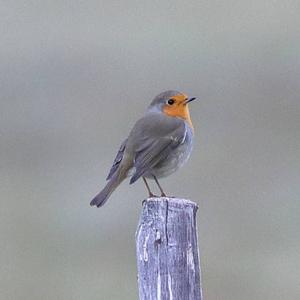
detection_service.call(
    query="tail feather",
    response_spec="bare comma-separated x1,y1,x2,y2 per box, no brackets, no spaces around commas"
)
90,168,126,207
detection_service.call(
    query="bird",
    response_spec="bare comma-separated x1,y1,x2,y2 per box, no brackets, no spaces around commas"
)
90,90,197,207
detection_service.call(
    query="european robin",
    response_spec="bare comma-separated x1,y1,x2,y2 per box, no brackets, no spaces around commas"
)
90,90,197,207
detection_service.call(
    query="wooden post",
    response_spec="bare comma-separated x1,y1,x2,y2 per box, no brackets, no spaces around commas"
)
136,197,203,300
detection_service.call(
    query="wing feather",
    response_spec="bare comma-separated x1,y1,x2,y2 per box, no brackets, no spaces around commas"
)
129,122,186,184
106,138,127,180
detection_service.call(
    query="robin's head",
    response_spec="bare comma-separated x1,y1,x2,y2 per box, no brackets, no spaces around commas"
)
147,90,196,129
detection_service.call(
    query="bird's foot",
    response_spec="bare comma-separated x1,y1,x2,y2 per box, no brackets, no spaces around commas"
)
149,193,159,198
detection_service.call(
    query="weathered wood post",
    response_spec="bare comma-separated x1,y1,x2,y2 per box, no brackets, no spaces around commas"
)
136,197,202,300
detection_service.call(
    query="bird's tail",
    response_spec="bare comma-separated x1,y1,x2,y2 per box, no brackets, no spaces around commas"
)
90,167,127,207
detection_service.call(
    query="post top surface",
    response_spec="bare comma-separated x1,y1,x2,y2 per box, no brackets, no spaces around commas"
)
143,197,198,209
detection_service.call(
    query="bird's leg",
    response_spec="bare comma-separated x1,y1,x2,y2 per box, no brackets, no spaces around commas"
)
142,177,156,198
153,175,166,197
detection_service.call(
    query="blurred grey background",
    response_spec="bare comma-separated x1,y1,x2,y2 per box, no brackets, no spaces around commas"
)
1,1,300,299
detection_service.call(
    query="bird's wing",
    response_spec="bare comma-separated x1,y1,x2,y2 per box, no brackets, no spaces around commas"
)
106,138,128,180
129,118,187,184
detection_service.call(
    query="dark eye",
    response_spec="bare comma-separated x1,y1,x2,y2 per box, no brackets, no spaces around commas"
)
168,99,175,105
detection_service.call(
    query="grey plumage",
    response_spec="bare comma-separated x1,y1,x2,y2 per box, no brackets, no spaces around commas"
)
127,113,190,183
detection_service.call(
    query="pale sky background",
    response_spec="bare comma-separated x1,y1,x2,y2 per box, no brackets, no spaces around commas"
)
1,1,300,299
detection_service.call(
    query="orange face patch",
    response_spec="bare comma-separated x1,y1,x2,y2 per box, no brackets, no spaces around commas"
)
163,94,194,130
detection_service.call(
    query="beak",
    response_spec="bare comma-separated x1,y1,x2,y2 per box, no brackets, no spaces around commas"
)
184,97,197,105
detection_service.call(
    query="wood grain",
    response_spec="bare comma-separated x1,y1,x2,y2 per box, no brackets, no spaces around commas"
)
136,197,202,300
